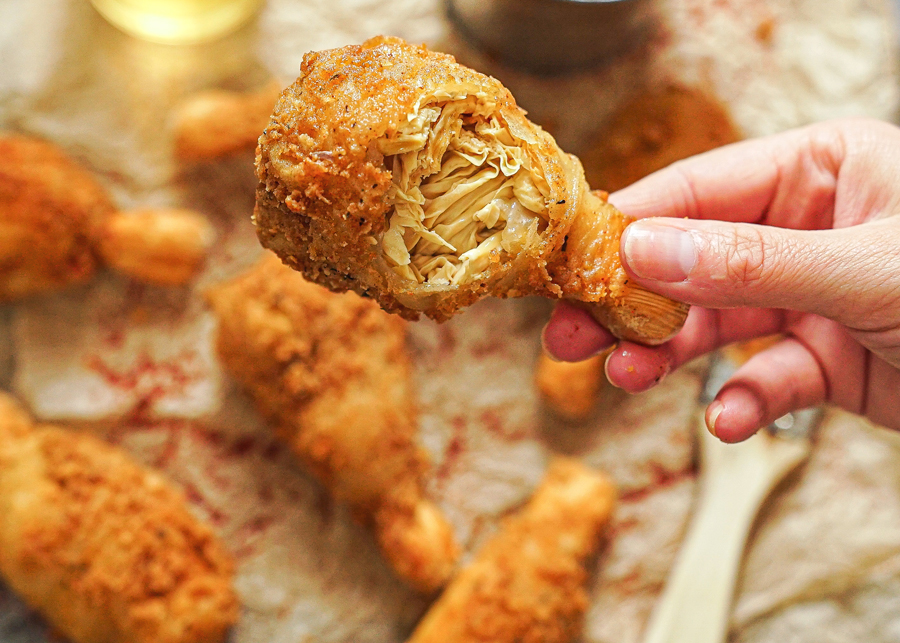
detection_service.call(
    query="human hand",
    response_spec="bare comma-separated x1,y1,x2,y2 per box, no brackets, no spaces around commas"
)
543,118,900,442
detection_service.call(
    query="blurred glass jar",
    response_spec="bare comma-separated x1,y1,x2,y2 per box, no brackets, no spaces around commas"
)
90,0,264,44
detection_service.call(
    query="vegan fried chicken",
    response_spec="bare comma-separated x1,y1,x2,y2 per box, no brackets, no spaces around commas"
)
0,393,239,643
254,37,688,344
407,457,615,643
0,134,114,300
0,134,212,300
207,254,459,593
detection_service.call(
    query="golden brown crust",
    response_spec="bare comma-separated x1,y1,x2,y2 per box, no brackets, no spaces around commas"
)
255,36,577,321
0,394,238,643
207,254,459,592
0,134,114,301
550,191,631,303
408,458,615,643
254,38,689,344
550,191,690,344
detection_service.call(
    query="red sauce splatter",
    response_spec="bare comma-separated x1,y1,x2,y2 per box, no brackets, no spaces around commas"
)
470,337,507,359
437,324,457,357
84,349,205,420
479,408,531,442
613,570,645,595
182,482,227,526
314,486,337,524
619,464,696,503
228,436,257,457
153,431,179,469
232,514,276,559
435,416,468,485
263,440,285,461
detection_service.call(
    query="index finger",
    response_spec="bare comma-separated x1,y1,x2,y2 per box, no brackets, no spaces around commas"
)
608,120,846,231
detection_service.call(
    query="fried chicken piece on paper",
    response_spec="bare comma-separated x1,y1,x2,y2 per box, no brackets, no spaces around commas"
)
254,36,688,345
207,254,459,593
174,82,283,161
0,134,212,300
407,457,615,643
0,134,113,300
0,393,239,643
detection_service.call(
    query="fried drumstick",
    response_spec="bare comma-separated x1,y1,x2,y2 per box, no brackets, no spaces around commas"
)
174,82,283,161
407,457,615,643
254,36,688,344
0,134,212,300
207,254,459,593
0,393,238,643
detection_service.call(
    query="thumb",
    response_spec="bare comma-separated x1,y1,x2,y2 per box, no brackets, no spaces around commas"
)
620,217,900,330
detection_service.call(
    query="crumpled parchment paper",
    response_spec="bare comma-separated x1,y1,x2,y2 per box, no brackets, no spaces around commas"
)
1,0,899,641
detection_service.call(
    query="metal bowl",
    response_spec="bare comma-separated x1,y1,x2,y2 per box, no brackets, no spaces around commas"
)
444,0,656,75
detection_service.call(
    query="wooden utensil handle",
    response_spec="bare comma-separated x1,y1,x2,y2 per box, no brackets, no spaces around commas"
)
641,414,808,643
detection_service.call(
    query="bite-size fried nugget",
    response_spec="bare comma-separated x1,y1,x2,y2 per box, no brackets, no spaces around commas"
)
0,393,239,643
174,82,283,161
535,351,608,422
0,134,213,300
407,457,615,643
254,36,688,345
96,208,214,286
207,254,459,593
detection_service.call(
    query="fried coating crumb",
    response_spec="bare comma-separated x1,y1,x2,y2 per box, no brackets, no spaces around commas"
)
174,83,283,161
0,134,114,301
0,393,238,643
207,254,459,592
535,351,608,422
254,37,689,345
580,84,742,192
408,457,615,643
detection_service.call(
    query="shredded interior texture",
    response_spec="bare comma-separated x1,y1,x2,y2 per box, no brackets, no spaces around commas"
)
377,93,551,285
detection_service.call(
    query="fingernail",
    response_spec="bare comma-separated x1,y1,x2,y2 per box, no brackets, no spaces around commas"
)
706,400,724,438
540,326,560,361
588,344,615,360
603,352,622,389
623,221,697,282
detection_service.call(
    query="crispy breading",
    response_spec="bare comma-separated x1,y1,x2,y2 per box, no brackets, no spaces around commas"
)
255,36,577,321
0,393,238,643
207,253,459,593
407,457,616,643
254,37,688,344
0,134,114,301
0,134,215,298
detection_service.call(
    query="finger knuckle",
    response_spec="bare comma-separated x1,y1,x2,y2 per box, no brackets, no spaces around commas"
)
670,162,703,220
722,226,773,295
